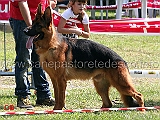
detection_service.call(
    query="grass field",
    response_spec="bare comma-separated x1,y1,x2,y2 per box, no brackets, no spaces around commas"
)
0,30,160,119
0,9,160,119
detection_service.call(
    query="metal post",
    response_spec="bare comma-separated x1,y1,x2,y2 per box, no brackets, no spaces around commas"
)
100,0,103,20
141,0,147,18
3,23,7,70
106,0,109,19
116,0,123,19
90,0,95,19
129,0,132,18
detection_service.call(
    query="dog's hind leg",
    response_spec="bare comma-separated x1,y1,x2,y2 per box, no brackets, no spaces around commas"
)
119,74,144,107
110,66,144,107
120,89,144,107
93,74,112,108
121,95,141,107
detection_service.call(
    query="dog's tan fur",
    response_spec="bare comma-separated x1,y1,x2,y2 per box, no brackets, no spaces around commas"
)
25,4,144,110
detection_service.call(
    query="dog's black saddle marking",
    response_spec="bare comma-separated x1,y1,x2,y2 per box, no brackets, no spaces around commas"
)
65,38,127,69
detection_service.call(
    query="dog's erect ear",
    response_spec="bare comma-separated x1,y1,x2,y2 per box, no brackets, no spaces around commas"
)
43,6,52,26
36,3,44,18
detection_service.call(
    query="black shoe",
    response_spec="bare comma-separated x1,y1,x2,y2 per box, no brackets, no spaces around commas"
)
36,97,55,106
17,96,33,109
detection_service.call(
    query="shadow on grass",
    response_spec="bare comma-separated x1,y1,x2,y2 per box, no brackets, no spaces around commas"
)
102,99,160,108
145,100,160,107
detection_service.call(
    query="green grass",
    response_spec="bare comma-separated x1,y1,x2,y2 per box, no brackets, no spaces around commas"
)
0,31,160,119
0,9,160,119
0,81,160,120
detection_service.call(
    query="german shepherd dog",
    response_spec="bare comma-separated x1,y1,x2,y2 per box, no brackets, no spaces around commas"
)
24,4,144,110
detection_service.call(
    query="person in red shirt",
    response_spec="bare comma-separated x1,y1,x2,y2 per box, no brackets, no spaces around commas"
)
9,0,57,109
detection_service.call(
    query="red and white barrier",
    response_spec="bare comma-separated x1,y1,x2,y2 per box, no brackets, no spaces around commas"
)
147,0,160,9
52,10,160,35
86,0,160,10
57,1,160,10
89,18,160,35
86,2,141,10
0,106,159,115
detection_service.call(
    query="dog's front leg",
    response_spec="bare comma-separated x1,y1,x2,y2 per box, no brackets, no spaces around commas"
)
53,77,67,110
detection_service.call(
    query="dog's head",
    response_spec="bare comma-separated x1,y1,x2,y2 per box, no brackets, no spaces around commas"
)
24,4,52,45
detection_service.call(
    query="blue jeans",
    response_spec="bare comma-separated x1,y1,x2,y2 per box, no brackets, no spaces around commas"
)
9,18,52,100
